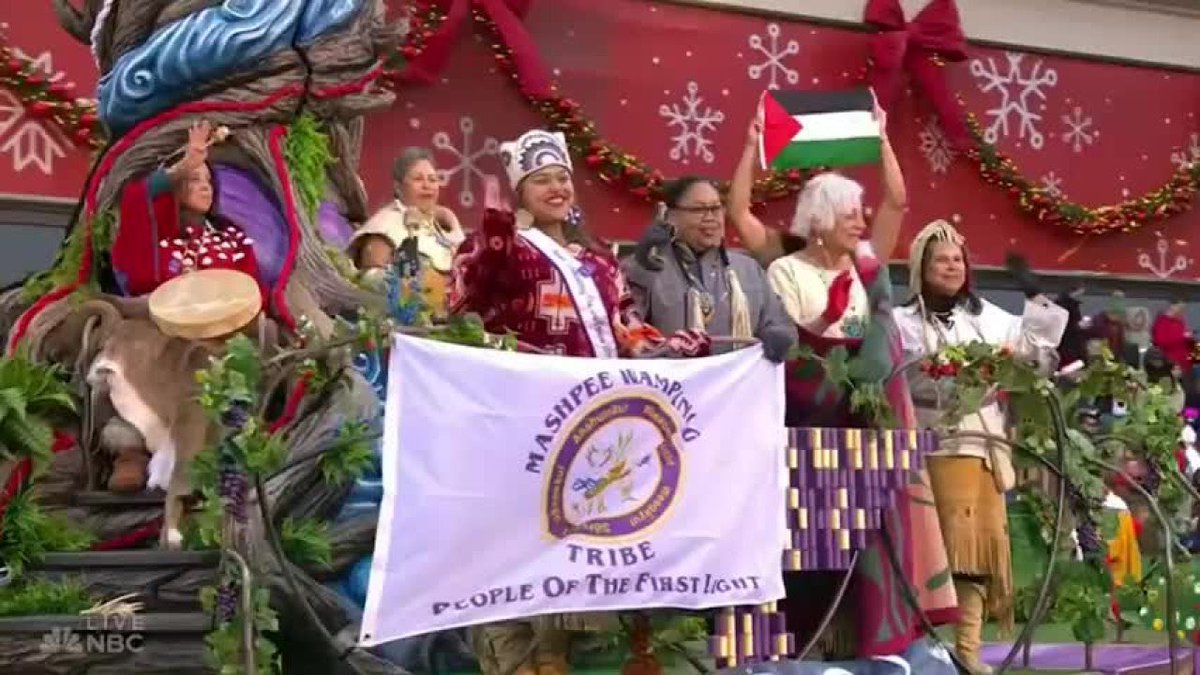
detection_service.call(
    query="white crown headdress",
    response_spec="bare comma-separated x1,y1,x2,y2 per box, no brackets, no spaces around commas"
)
500,129,573,190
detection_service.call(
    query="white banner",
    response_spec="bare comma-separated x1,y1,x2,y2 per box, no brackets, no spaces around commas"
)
360,335,788,645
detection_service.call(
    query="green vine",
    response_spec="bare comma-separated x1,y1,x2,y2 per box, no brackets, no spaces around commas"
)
188,306,397,671
200,580,279,674
22,210,116,301
807,340,1189,646
183,300,531,670
282,113,334,222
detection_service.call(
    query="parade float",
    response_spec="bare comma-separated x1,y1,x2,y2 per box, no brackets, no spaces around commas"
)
0,0,1194,674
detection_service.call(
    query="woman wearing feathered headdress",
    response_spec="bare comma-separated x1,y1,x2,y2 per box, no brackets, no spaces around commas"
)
892,219,1069,673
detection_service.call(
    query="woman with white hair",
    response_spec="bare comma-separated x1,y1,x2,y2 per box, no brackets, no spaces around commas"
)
724,110,960,665
728,105,906,425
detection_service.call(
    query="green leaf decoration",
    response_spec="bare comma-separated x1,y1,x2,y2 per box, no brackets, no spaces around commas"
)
282,113,334,222
1139,569,1200,640
1008,492,1051,590
0,491,95,577
320,420,376,486
280,518,332,569
0,578,93,617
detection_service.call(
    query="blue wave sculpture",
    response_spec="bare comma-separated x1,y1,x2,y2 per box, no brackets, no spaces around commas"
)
98,0,366,133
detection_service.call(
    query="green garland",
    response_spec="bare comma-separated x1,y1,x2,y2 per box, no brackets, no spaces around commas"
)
188,307,395,671
282,113,334,223
811,343,1186,645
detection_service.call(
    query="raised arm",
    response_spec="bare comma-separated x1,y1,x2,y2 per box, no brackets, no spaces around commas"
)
1002,298,1070,374
447,177,516,316
869,101,907,261
729,114,784,264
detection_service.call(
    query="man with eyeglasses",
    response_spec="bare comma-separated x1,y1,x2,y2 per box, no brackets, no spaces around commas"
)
622,176,794,362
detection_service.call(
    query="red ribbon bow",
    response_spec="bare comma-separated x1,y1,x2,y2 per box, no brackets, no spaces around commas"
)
865,0,969,149
401,0,552,99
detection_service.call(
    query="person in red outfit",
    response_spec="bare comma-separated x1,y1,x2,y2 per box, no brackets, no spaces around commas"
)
453,129,707,675
1151,298,1193,375
450,129,706,360
113,120,263,300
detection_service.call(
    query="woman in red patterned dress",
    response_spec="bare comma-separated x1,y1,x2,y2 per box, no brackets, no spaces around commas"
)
450,129,704,360
450,129,706,675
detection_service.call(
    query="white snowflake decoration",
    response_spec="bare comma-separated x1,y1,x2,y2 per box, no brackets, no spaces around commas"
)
917,119,955,174
659,81,725,165
1060,107,1096,153
1137,237,1192,279
969,52,1058,150
746,23,799,90
0,47,68,175
9,46,67,84
1040,171,1064,198
431,116,499,209
1171,132,1200,170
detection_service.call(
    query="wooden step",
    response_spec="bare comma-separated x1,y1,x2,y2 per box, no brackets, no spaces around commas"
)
28,550,221,614
73,490,168,508
37,550,219,569
0,611,212,633
0,611,214,674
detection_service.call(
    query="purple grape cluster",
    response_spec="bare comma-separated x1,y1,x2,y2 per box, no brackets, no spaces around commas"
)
1066,482,1104,557
220,401,252,430
218,468,249,523
215,583,239,622
1076,519,1104,557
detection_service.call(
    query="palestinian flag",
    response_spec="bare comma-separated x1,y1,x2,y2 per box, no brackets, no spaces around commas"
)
759,88,881,170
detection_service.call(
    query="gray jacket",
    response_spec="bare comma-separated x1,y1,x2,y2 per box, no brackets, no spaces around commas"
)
622,242,795,356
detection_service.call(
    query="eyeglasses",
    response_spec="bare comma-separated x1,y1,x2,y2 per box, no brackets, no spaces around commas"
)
671,204,724,216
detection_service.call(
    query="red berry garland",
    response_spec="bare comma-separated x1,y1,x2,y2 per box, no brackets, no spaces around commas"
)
0,37,103,149
386,3,1200,231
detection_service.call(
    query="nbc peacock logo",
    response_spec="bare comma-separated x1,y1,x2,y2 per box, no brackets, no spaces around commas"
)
40,627,83,654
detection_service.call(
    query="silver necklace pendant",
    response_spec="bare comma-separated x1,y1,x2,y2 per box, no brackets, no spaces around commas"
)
699,292,715,322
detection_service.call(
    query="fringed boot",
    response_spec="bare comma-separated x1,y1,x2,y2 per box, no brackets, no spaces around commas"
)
953,578,993,675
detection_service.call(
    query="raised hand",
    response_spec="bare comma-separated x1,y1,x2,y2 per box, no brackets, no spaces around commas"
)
821,270,855,324
176,120,211,174
746,102,764,149
482,175,511,213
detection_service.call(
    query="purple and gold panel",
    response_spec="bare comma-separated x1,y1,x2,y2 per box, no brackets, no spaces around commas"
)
709,427,938,666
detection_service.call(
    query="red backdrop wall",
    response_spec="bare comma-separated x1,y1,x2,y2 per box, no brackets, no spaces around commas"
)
3,0,1198,279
